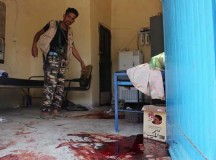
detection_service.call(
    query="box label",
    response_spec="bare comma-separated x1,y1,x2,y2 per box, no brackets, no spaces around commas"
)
143,110,166,142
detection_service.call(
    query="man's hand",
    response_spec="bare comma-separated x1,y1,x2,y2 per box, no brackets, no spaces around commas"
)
81,62,87,73
81,64,92,79
31,28,45,57
32,44,38,57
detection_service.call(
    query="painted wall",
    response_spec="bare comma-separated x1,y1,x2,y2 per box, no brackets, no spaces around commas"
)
111,0,162,73
65,0,112,107
63,1,92,107
0,0,92,108
90,0,111,107
0,0,162,108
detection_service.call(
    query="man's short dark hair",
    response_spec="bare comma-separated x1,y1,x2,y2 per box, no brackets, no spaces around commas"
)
65,8,79,17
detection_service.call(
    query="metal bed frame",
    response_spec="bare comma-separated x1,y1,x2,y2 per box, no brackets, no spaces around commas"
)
0,66,92,107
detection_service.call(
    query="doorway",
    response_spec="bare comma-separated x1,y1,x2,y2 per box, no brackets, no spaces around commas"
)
0,1,6,63
99,25,111,105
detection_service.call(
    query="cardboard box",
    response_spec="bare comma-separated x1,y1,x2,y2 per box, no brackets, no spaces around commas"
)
143,105,166,142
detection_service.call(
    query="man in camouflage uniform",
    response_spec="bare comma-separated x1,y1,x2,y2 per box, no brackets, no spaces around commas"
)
42,55,66,113
31,8,86,118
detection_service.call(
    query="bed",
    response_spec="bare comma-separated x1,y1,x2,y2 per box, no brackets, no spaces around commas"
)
0,76,44,106
0,76,44,88
0,65,92,107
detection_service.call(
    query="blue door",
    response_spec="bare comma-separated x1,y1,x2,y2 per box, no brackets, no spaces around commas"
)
162,0,216,159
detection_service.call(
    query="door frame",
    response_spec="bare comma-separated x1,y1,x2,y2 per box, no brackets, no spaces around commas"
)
98,24,112,105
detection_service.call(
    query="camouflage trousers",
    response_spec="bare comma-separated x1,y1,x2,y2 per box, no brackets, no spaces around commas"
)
41,54,66,112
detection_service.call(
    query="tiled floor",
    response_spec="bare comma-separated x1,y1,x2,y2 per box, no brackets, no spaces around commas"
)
0,105,170,160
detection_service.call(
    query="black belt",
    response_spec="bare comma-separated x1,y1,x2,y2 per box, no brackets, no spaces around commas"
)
50,47,65,54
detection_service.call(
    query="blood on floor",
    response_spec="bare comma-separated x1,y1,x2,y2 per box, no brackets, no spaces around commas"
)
72,111,125,119
57,133,170,160
0,150,56,160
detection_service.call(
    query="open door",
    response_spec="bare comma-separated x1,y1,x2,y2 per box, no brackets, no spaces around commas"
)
99,25,111,105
